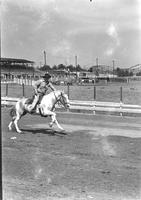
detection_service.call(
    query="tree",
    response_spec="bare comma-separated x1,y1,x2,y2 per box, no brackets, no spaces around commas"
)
136,71,141,76
40,65,51,71
76,64,85,71
66,65,75,72
115,68,133,77
58,64,66,70
88,67,93,72
52,65,58,70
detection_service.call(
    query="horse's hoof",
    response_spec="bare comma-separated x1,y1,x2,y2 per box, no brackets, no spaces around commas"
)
60,128,65,132
8,127,12,131
17,130,22,134
8,124,12,131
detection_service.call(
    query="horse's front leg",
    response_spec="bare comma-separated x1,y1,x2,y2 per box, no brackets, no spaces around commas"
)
44,110,64,130
51,113,64,130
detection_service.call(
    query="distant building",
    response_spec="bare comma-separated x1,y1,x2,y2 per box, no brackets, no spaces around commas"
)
90,65,113,75
1,57,35,79
77,71,96,79
78,67,116,79
128,64,141,75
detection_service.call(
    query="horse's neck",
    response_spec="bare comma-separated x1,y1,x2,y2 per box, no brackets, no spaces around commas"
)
42,91,60,105
52,90,61,100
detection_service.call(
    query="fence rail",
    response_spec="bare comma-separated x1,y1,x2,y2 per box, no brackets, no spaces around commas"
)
1,82,127,103
1,97,141,116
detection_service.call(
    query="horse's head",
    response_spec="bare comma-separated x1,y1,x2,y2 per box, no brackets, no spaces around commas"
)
59,91,70,109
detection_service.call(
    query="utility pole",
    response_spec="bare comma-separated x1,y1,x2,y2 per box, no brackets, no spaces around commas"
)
96,57,98,66
0,13,2,200
75,55,77,68
96,57,99,76
112,60,115,77
43,50,47,65
75,55,77,81
39,62,42,68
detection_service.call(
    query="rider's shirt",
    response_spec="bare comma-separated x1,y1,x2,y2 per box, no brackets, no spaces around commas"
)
33,79,50,95
33,78,55,95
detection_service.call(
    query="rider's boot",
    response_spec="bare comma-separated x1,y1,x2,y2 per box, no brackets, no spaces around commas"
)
25,94,39,113
25,104,35,113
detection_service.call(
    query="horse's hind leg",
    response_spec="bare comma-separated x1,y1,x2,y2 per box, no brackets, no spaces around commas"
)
8,120,14,131
8,107,16,131
8,114,21,133
9,100,26,133
8,121,13,131
14,113,22,133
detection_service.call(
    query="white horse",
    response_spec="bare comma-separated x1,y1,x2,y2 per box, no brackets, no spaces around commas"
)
8,90,70,133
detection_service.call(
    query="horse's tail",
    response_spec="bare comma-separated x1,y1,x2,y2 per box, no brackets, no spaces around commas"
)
9,106,17,120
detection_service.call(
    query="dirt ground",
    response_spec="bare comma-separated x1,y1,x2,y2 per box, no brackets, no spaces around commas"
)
2,107,141,200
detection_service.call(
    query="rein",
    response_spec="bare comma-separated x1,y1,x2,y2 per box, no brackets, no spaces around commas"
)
53,91,67,108
53,91,59,102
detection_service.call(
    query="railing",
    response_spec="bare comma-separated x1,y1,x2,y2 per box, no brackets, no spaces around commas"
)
2,82,125,102
1,78,141,116
1,77,36,86
1,97,141,116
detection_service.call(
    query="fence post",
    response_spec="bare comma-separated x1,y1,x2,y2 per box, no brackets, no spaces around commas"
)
6,83,8,97
120,86,123,102
94,86,96,101
93,86,96,115
120,86,123,116
67,83,70,99
22,83,25,97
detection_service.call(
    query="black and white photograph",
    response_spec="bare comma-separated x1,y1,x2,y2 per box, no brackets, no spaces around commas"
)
1,0,141,199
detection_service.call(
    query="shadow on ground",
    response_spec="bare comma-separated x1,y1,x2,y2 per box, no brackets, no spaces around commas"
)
20,128,68,136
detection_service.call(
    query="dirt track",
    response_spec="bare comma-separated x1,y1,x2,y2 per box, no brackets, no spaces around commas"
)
2,108,141,200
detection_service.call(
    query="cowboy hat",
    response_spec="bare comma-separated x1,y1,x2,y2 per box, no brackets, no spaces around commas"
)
42,73,51,79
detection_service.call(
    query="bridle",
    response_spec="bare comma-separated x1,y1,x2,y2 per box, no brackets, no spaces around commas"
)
53,91,69,108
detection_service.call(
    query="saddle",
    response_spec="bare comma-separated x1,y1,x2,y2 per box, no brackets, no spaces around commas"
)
25,95,44,115
25,95,43,106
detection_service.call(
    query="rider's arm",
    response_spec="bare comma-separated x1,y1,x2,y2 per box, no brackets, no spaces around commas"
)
48,82,56,91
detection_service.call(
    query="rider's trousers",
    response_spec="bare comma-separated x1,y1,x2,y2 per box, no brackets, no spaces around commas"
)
27,94,40,112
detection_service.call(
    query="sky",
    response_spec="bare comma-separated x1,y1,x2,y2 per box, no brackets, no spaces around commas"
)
1,0,141,69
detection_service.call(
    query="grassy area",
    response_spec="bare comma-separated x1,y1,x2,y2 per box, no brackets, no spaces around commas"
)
1,81,141,105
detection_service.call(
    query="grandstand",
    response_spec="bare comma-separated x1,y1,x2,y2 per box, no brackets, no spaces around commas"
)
1,57,35,79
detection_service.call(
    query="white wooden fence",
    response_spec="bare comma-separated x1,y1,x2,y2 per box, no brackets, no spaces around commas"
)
1,78,36,86
1,97,141,116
